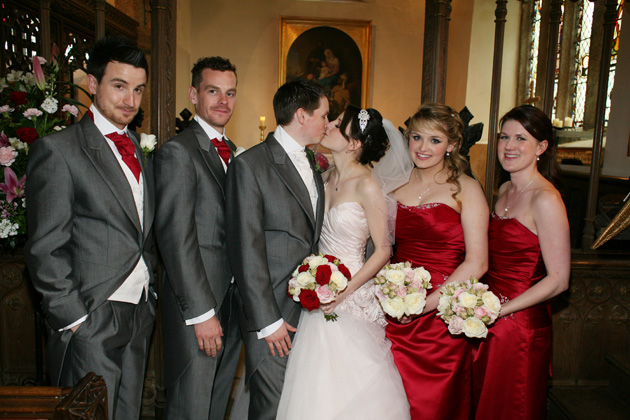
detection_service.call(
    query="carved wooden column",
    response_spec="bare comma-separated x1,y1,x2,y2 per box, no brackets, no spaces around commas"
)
94,0,106,40
147,1,176,416
150,0,176,146
542,0,564,115
581,0,619,249
38,0,51,60
421,0,452,104
555,0,579,123
484,0,508,206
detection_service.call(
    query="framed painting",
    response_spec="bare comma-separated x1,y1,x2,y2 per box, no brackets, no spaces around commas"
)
279,16,372,119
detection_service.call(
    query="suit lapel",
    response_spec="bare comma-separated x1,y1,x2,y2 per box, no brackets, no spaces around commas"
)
265,133,315,227
79,117,142,233
129,130,154,239
311,158,325,241
190,120,227,193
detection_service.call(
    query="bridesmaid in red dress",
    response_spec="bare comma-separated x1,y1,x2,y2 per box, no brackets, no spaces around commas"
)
387,104,489,420
472,105,570,420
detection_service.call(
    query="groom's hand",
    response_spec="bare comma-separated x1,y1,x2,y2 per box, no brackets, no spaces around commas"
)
194,316,224,357
265,321,297,357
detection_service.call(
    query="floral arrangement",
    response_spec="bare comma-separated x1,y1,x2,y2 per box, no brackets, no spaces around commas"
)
287,253,352,321
305,147,330,172
140,133,157,159
0,46,85,248
436,277,501,338
373,261,432,319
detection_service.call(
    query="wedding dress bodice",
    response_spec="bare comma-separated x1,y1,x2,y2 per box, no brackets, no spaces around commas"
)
319,201,385,327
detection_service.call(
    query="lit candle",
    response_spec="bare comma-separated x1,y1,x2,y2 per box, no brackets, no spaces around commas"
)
564,117,573,128
260,116,266,126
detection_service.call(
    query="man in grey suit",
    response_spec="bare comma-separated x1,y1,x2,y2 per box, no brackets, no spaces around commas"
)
25,36,156,419
155,56,241,420
225,79,329,420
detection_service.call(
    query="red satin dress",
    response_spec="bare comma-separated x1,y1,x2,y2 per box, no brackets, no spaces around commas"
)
472,212,550,420
386,203,471,420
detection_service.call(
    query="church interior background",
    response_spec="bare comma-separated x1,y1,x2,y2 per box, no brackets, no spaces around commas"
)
1,0,629,418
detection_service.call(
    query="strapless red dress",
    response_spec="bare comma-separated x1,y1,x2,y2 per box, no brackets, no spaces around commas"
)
472,212,550,420
386,203,471,420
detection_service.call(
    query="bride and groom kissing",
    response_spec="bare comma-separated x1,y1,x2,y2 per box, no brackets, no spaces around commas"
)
225,78,410,420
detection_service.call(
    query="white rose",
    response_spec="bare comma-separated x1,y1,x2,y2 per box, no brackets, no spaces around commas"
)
140,133,157,153
308,255,325,268
458,292,478,308
436,294,451,315
413,267,431,284
329,270,348,291
381,297,405,319
404,292,426,316
385,269,406,286
482,291,501,316
296,272,315,288
234,146,246,157
461,317,488,338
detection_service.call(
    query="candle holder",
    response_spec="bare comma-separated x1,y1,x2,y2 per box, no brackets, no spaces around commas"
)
259,124,266,142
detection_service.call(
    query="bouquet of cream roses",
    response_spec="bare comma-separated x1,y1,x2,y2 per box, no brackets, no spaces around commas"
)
287,253,352,321
373,261,432,319
436,277,501,338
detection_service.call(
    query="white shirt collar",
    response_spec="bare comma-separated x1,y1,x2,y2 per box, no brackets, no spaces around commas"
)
274,125,304,155
194,115,227,142
90,104,128,136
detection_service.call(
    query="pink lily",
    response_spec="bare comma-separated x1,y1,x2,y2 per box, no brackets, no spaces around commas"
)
0,132,8,147
0,167,26,202
32,56,46,91
51,43,60,66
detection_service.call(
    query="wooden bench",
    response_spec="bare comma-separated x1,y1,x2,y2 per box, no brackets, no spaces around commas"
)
0,373,107,419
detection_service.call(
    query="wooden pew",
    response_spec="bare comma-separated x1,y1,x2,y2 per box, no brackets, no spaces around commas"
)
0,373,107,419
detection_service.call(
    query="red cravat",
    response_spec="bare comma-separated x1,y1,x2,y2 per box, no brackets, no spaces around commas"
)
106,132,142,181
211,137,231,166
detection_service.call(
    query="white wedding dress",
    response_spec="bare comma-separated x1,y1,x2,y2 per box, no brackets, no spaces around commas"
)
276,202,410,420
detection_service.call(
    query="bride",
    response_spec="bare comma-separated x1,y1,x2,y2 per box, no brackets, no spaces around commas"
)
276,106,412,419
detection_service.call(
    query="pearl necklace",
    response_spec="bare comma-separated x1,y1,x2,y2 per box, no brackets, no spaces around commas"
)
503,176,537,215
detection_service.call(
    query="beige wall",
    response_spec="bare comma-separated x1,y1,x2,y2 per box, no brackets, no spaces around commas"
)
177,0,428,148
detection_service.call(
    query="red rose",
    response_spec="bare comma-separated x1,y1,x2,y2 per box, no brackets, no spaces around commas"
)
323,254,336,263
16,127,39,144
298,264,309,273
299,289,320,311
315,264,332,285
338,264,352,280
9,91,28,105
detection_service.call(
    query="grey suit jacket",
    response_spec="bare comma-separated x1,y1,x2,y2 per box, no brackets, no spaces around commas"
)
154,119,235,386
225,132,325,380
25,115,157,382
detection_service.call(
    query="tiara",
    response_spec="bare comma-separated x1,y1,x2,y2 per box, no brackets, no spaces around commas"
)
358,109,370,132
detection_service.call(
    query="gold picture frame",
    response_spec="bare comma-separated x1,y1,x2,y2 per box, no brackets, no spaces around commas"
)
279,16,372,118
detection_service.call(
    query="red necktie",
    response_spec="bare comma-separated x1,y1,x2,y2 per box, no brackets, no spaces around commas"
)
211,137,231,166
106,132,142,181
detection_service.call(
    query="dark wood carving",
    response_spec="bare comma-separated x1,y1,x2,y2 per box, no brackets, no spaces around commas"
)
0,372,107,419
542,0,564,115
551,254,630,386
421,0,452,104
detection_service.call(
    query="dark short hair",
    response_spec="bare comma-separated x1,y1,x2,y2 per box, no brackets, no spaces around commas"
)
191,56,237,90
273,79,329,126
86,35,148,82
500,105,561,187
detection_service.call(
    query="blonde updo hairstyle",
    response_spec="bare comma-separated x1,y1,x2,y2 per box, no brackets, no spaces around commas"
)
404,103,468,205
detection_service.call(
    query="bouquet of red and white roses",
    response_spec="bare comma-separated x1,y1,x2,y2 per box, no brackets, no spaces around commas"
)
287,253,352,321
373,261,432,319
436,277,501,338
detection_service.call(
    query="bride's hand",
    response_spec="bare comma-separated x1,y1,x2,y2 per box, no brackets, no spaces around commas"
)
320,301,339,315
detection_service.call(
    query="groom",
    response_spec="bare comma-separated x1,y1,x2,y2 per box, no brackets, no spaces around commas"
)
225,79,328,419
